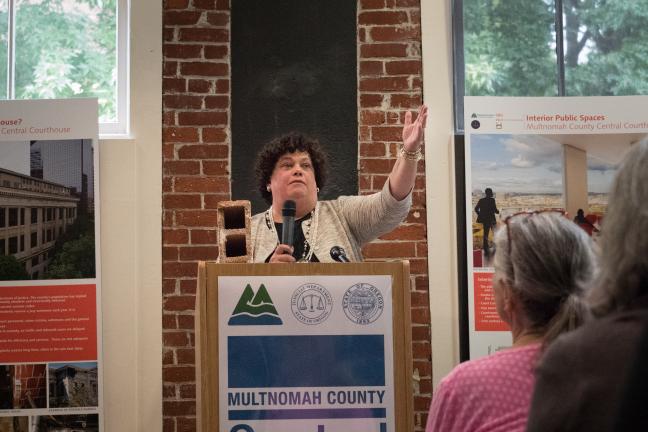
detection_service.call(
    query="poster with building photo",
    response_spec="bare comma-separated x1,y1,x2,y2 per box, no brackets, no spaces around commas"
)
464,96,648,359
0,99,102,431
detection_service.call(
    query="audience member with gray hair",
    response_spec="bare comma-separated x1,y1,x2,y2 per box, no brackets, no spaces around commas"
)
527,137,648,432
426,211,595,432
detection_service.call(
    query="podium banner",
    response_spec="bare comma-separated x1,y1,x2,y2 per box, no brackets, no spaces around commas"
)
218,275,394,432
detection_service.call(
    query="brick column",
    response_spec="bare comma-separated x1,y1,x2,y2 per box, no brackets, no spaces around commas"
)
162,1,432,431
358,0,431,429
163,1,230,431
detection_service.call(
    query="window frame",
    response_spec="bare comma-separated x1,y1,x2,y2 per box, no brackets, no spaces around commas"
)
453,0,568,132
5,0,130,137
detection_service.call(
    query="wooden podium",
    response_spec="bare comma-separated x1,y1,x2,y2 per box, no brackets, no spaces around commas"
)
196,262,413,432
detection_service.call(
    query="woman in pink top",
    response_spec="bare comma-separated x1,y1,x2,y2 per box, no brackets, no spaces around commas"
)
426,212,596,432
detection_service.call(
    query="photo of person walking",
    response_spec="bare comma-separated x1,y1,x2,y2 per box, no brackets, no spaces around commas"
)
474,187,499,256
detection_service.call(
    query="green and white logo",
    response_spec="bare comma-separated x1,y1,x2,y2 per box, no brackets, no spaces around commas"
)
228,284,282,325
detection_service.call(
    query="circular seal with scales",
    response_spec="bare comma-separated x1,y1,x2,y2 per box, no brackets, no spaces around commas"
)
342,283,384,324
291,283,333,325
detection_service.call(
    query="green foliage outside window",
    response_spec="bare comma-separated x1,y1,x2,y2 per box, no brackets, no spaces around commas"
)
464,0,556,96
463,0,648,97
0,0,117,121
563,0,648,96
0,1,8,99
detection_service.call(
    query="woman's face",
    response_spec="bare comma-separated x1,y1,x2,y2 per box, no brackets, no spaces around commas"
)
268,151,318,209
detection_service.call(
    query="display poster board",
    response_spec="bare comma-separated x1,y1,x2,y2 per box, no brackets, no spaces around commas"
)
463,95,648,359
197,262,413,432
0,99,102,431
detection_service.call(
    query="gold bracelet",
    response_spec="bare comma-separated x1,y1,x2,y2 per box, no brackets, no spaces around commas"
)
399,146,422,161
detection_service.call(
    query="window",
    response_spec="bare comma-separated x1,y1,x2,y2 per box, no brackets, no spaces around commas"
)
8,236,17,254
30,232,37,247
0,238,4,255
0,0,128,135
0,207,4,227
19,234,23,251
8,208,17,226
454,0,648,131
30,207,37,224
20,208,24,225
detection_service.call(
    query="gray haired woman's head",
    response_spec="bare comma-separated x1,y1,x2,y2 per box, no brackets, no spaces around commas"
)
493,212,596,345
589,138,648,315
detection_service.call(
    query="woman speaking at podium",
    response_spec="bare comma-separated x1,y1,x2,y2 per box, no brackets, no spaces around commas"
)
251,105,427,263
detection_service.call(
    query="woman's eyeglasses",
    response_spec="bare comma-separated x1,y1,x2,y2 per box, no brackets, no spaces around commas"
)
503,209,566,282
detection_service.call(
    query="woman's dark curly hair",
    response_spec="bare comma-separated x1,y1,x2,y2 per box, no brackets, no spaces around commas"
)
256,132,328,204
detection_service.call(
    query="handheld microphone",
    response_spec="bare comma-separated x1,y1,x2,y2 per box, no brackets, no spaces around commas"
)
281,200,296,247
330,246,350,263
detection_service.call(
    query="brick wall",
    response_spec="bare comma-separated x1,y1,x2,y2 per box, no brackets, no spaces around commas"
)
162,0,432,430
13,364,46,409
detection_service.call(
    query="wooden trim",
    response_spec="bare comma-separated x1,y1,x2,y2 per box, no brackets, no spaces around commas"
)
196,261,413,432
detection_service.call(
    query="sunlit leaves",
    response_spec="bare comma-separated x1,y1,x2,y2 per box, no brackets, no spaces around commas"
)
463,0,648,97
13,0,117,120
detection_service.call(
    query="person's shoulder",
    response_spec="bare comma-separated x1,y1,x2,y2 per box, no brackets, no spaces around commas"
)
433,355,501,403
251,211,268,231
321,193,367,210
561,308,648,343
544,318,605,355
316,198,339,211
542,310,648,366
251,211,265,222
443,346,537,386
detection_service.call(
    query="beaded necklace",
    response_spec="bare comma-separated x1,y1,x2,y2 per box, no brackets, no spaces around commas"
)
265,203,319,262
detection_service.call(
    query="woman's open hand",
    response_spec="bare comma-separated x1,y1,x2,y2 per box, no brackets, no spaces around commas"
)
402,104,428,152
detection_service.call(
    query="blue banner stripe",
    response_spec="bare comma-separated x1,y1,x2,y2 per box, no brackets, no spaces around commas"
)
228,408,387,420
228,335,385,388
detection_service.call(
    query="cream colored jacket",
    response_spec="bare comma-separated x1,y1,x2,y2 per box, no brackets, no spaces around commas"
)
251,180,412,262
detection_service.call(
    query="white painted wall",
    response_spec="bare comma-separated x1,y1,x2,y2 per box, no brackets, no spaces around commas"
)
421,0,460,388
100,1,162,430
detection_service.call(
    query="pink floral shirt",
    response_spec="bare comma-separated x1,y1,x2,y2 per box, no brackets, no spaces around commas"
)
426,343,541,432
